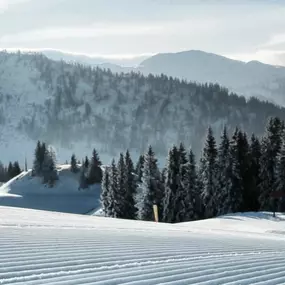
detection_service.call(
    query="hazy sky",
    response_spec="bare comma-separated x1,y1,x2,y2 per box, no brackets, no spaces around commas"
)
1,0,285,65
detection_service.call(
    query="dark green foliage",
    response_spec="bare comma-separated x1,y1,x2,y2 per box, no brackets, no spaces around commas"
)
88,149,103,184
200,127,218,218
70,154,79,173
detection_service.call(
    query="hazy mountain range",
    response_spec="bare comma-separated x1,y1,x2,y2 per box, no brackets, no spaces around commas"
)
0,50,284,167
43,49,285,107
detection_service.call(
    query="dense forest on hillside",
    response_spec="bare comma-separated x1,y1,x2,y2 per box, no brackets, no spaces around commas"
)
1,51,285,159
101,117,285,222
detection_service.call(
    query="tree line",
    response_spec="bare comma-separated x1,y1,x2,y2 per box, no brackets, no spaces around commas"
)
101,116,285,222
0,161,21,182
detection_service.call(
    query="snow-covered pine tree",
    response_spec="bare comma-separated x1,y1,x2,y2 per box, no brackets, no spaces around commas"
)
136,146,161,221
70,154,79,173
199,127,218,218
248,134,261,211
33,141,43,176
216,126,232,215
135,154,144,183
115,153,127,218
88,149,103,184
124,150,137,219
275,140,285,211
7,162,13,179
259,117,284,210
228,128,244,213
42,146,58,186
177,149,197,222
163,145,180,223
100,166,110,216
108,159,118,218
84,156,89,169
13,161,21,177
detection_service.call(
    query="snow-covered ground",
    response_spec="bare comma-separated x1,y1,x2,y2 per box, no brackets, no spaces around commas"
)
0,165,101,214
1,207,285,284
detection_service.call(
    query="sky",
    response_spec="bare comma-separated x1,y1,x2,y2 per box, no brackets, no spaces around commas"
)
1,0,285,65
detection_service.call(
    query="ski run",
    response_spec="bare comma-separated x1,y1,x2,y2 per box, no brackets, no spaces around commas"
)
1,207,285,284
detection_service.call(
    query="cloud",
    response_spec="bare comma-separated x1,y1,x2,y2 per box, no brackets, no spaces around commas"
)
0,23,167,44
0,0,31,11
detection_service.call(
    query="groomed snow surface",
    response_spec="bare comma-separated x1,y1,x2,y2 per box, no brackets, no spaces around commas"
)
1,207,285,285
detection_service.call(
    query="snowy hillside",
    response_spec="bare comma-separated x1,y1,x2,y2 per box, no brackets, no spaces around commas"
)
1,206,285,284
0,165,101,214
43,49,285,106
1,51,285,165
139,50,285,106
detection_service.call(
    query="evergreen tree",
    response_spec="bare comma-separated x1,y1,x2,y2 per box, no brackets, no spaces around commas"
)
33,141,42,175
200,127,218,218
7,162,13,179
70,154,79,173
108,159,118,218
13,161,21,177
135,154,144,183
136,146,161,221
275,140,285,211
88,149,103,184
84,156,89,169
259,117,284,210
101,167,110,216
248,134,261,211
227,128,245,213
42,146,58,186
124,150,137,219
178,149,197,222
163,145,180,223
216,126,232,215
115,153,127,218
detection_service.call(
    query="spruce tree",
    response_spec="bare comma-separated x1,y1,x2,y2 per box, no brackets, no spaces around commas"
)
7,162,13,179
259,117,284,210
163,145,180,223
115,153,127,218
275,140,285,211
84,156,89,169
33,141,42,176
228,128,244,213
101,167,110,216
124,150,137,219
70,154,79,173
13,161,21,177
42,146,58,186
178,149,197,222
136,146,161,221
216,126,232,215
108,159,118,218
200,127,218,218
135,154,144,183
88,149,102,184
248,134,261,211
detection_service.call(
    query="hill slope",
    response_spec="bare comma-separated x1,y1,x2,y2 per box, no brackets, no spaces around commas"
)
0,165,101,214
1,207,285,284
0,51,285,164
139,50,285,106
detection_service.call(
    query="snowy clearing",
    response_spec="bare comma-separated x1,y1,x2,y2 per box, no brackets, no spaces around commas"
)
0,166,101,214
1,207,285,284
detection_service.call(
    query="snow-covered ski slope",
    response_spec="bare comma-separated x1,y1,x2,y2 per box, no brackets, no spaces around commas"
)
1,207,285,285
0,165,101,214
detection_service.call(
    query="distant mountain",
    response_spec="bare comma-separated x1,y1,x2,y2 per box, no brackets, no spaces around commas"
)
0,51,284,165
138,50,285,106
42,49,148,67
45,50,285,106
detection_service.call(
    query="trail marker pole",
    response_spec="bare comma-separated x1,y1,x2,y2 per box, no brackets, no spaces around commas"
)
153,204,159,222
